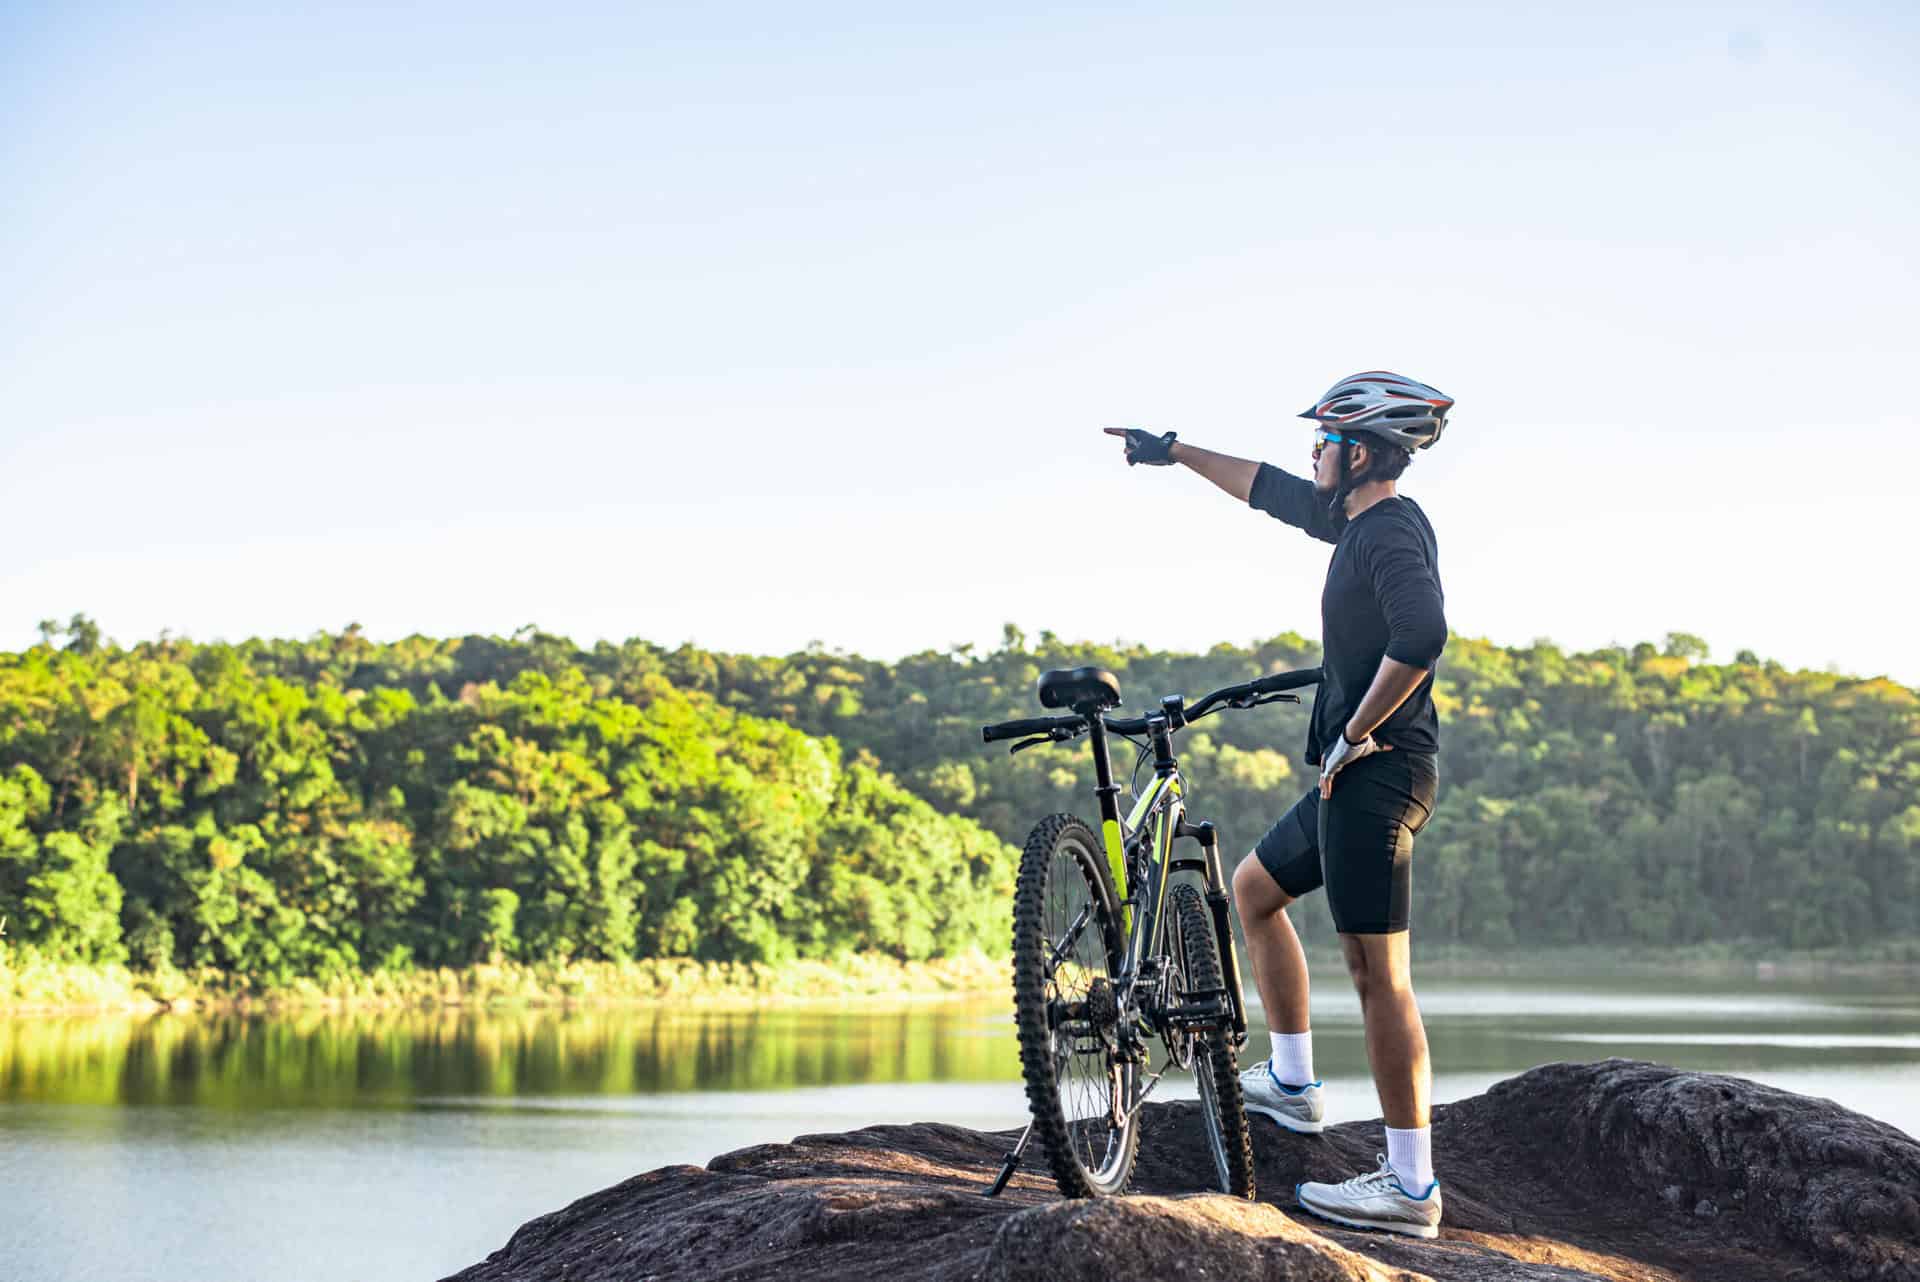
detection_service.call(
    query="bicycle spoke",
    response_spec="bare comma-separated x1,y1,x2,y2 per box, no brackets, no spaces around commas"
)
1044,904,1093,978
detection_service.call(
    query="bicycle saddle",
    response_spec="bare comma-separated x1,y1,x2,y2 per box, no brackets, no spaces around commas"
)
1037,667,1122,712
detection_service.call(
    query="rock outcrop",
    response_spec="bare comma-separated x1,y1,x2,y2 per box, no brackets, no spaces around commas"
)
445,1060,1920,1282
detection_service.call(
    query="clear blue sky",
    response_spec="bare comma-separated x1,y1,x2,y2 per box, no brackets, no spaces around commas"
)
4,1,1916,681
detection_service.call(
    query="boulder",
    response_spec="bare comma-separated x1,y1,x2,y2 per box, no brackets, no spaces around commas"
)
444,1059,1920,1282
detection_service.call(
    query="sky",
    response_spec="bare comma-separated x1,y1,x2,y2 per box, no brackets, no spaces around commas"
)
3,1,1917,683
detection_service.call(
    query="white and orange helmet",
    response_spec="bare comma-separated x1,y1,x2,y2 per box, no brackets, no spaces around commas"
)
1298,371,1453,451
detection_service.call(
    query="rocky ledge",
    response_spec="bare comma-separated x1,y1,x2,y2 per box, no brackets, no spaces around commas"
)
446,1059,1919,1282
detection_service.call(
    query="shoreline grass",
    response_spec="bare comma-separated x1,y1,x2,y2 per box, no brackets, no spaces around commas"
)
0,950,1015,1016
5,939,1916,1016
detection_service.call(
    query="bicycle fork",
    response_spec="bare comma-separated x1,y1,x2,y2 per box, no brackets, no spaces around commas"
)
1175,817,1249,1049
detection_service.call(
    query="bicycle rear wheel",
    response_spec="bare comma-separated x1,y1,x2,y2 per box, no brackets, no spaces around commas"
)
1169,881,1256,1198
1011,813,1137,1198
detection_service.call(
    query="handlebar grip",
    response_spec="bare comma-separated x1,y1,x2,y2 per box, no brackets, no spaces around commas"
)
982,715,1079,743
1250,667,1323,694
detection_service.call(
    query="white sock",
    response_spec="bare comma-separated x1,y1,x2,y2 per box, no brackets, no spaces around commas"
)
1385,1125,1434,1195
1267,1031,1314,1087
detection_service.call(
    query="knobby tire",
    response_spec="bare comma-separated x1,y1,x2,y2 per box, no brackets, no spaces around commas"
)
1170,881,1257,1199
1011,813,1137,1198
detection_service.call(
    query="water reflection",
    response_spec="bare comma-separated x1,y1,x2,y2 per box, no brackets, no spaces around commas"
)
0,1003,1022,1109
6,976,1919,1113
6,975,1918,1116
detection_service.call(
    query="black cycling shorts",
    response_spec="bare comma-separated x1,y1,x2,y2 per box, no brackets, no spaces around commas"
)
1252,750,1438,935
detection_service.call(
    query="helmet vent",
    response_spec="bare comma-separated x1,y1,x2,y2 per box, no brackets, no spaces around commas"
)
1305,370,1449,448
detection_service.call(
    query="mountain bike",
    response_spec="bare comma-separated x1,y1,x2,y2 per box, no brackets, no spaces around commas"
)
978,663,1323,1200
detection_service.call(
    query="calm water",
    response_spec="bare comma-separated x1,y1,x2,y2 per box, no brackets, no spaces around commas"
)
4,972,1917,1282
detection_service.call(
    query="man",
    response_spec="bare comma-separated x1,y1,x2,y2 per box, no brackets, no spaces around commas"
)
1103,370,1450,1239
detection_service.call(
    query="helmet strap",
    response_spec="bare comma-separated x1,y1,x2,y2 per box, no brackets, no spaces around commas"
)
1327,436,1359,526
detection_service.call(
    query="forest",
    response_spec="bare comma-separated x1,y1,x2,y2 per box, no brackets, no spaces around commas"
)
2,614,1916,985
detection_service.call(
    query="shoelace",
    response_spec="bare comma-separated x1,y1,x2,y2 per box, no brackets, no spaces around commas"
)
1334,1155,1402,1197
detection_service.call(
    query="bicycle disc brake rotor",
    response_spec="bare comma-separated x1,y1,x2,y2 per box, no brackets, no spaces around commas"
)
1163,974,1197,1069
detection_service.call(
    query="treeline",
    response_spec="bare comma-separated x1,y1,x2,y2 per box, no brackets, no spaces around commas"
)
0,619,1013,981
571,622,1920,953
3,617,1917,984
660,621,1920,951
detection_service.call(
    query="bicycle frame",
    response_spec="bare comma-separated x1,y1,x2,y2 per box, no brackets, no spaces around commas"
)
1084,713,1248,1048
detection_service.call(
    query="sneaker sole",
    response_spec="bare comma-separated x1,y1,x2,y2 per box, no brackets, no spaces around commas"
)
1293,1193,1440,1239
1245,1102,1327,1134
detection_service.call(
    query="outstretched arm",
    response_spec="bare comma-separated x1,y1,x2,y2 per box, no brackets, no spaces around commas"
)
1100,428,1260,503
1170,441,1260,503
1247,460,1342,543
1103,428,1338,542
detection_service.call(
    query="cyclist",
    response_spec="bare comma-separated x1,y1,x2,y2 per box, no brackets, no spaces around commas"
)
1104,370,1450,1239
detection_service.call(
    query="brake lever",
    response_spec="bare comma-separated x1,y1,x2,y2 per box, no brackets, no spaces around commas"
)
1010,726,1086,754
1227,692,1301,710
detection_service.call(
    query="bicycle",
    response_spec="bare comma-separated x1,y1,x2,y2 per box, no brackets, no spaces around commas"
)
978,662,1323,1200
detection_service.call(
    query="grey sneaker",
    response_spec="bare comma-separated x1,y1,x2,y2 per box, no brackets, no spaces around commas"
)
1295,1153,1442,1239
1239,1061,1326,1133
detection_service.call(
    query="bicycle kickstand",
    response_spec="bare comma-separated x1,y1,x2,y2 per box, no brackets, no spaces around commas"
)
982,1121,1034,1197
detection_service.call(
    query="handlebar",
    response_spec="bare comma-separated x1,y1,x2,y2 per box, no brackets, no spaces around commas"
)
1251,667,1325,694
981,714,1082,744
1193,665,1325,717
980,667,1322,751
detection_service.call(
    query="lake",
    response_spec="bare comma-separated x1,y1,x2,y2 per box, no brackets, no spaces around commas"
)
3,970,1916,1282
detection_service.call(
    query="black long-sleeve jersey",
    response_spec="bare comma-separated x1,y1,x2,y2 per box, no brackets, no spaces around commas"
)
1248,462,1447,766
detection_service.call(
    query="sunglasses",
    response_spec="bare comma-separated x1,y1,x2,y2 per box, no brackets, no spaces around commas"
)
1311,428,1351,459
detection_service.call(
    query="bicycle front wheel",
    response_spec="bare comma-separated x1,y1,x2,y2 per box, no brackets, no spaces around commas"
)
1170,881,1256,1198
1011,813,1137,1198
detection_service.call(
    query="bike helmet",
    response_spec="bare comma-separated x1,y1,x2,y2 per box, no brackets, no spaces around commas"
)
1298,371,1453,451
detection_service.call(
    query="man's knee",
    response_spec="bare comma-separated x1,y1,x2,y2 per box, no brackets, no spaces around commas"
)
1340,944,1370,993
1233,853,1291,919
1341,933,1411,1001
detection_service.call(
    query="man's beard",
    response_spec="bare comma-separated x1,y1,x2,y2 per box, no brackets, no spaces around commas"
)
1316,450,1369,496
1313,462,1351,496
